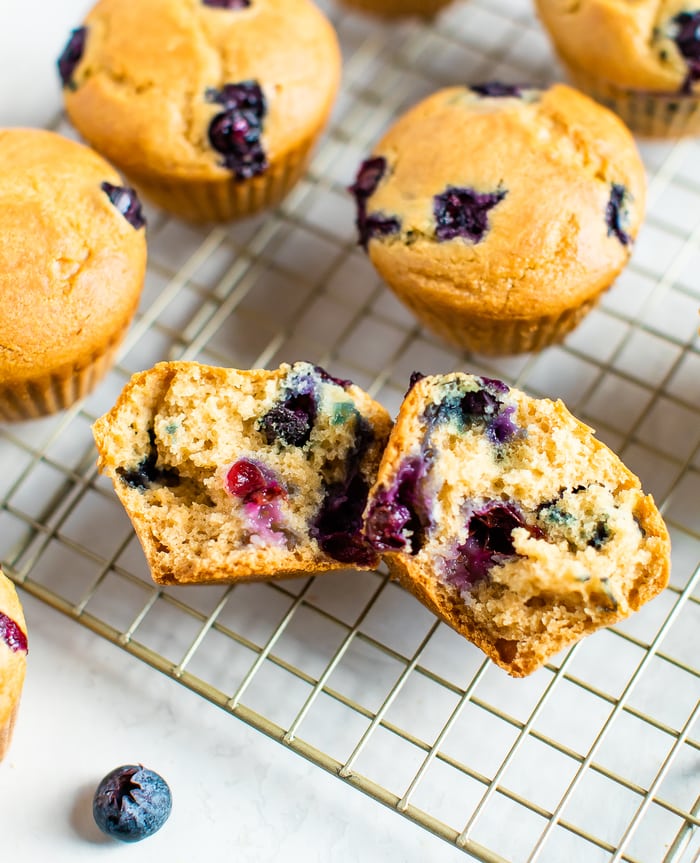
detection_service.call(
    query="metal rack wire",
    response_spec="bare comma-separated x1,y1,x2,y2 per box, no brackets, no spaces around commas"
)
1,0,699,860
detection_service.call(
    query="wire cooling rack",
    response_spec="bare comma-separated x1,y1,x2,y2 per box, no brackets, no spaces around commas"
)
1,1,699,860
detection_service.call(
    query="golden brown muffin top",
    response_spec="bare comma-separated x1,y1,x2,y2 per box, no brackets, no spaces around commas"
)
352,83,647,318
0,128,146,385
535,0,700,92
61,0,341,181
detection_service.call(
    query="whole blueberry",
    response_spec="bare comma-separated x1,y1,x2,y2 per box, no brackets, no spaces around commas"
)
433,185,507,243
93,764,172,843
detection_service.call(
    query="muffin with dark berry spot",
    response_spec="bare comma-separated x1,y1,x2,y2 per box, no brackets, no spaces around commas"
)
0,568,28,760
363,372,670,676
339,0,453,19
0,128,146,421
92,361,392,584
535,1,700,137
349,82,646,356
58,0,341,223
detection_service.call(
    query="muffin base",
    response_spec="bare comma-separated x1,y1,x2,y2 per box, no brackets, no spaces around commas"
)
340,0,452,18
123,138,316,224
0,324,130,422
382,277,603,356
557,55,700,139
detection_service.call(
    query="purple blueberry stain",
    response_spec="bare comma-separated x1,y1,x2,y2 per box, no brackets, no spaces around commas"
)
311,416,379,567
349,156,401,249
444,500,540,590
426,377,521,446
605,183,632,246
101,182,146,230
57,26,87,88
671,11,700,92
0,611,28,654
364,455,433,554
433,185,507,243
92,765,172,843
470,82,524,98
206,81,267,179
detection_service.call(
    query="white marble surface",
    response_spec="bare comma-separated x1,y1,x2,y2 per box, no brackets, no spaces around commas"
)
6,592,463,862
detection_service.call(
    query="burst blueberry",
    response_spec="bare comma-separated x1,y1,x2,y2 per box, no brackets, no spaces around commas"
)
365,456,432,554
671,11,700,92
312,417,378,566
117,431,179,490
0,612,27,653
444,500,540,589
93,764,172,843
470,82,524,98
349,157,401,249
206,81,267,179
101,182,146,230
433,186,507,243
57,26,87,88
605,183,631,246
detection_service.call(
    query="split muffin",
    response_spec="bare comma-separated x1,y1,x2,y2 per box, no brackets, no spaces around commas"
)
363,372,670,676
93,361,392,584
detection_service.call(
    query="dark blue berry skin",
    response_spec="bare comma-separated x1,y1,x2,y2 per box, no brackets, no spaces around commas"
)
206,81,267,179
117,431,179,490
57,26,87,88
313,365,352,389
349,157,401,249
433,186,507,243
101,182,146,230
364,456,432,554
470,82,524,98
671,11,700,93
425,377,520,445
259,387,317,447
93,765,172,843
605,183,631,246
311,416,379,567
445,501,541,590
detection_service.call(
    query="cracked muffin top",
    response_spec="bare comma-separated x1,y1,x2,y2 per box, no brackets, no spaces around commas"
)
535,0,700,94
350,82,646,321
58,0,341,183
0,128,146,388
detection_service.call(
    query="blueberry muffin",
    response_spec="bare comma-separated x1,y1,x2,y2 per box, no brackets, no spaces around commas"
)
339,0,453,18
535,1,700,137
363,373,670,677
0,128,146,421
92,362,392,584
0,569,28,760
349,83,646,355
58,0,341,222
